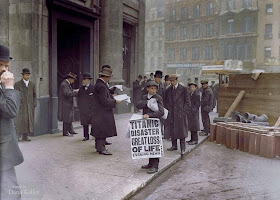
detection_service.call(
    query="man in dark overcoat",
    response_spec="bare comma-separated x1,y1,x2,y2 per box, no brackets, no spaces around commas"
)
0,44,24,199
154,70,164,98
14,68,37,141
187,82,200,145
133,75,143,112
58,72,79,137
164,74,191,154
136,81,164,174
200,80,214,136
163,75,171,140
77,73,94,141
210,80,217,109
91,67,121,155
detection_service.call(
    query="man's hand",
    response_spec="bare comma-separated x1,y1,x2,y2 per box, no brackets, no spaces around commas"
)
116,100,121,104
112,94,117,97
143,114,149,119
1,70,14,87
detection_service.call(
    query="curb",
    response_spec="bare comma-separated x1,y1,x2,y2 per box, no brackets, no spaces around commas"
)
122,135,210,200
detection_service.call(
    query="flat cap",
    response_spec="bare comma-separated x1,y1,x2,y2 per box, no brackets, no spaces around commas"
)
201,79,209,84
188,82,197,87
168,74,178,81
146,81,158,87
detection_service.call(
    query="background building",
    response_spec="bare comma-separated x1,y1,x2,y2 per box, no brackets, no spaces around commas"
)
145,0,166,75
0,0,145,135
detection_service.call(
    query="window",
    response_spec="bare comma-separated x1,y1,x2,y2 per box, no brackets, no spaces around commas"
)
227,19,235,34
192,24,200,38
169,49,175,60
151,28,155,36
205,45,213,60
150,57,155,68
265,47,271,60
265,24,272,38
243,17,253,33
226,44,234,59
206,23,214,37
181,26,188,40
192,47,200,60
170,8,176,21
158,41,162,51
227,0,236,10
193,5,200,18
243,0,252,8
206,2,214,15
181,7,188,20
180,47,187,60
236,44,251,60
169,28,176,40
266,4,273,14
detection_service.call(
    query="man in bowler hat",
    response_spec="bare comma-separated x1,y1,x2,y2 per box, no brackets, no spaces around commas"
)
91,66,121,155
58,72,79,136
14,68,37,141
0,44,24,199
154,70,164,98
77,73,94,141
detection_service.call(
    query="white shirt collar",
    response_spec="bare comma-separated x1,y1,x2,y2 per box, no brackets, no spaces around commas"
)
173,83,179,89
23,79,29,87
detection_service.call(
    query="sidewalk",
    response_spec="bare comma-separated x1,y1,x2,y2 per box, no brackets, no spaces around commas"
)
16,112,218,200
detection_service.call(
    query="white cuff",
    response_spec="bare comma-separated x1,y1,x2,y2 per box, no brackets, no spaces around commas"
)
5,86,14,89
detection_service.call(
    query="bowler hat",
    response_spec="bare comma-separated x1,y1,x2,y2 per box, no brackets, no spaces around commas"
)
168,74,178,81
164,75,169,81
146,81,158,88
21,68,31,75
82,73,92,80
154,70,163,78
66,72,77,80
201,79,209,84
0,45,13,61
188,82,197,87
99,67,112,77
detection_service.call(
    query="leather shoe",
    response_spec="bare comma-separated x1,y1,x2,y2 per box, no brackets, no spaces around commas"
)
141,164,152,169
199,131,209,136
63,133,73,137
188,141,198,145
82,137,89,141
167,146,177,151
105,141,112,145
99,150,112,155
147,167,158,174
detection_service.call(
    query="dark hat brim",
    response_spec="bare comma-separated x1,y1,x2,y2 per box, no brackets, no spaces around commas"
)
0,56,13,62
21,72,31,75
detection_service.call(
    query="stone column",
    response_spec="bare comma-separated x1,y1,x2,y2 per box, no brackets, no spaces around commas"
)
99,0,124,84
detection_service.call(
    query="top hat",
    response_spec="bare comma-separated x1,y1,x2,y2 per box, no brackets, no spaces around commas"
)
146,81,158,88
82,73,92,80
164,75,169,81
21,68,31,75
99,67,112,77
0,45,13,61
188,82,198,87
201,79,209,84
154,70,163,78
66,72,77,80
168,74,178,81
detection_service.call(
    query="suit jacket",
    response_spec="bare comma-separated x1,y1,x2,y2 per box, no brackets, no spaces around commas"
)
77,83,94,125
136,93,164,119
188,90,200,132
58,80,77,123
164,84,191,139
91,79,117,138
133,80,143,103
0,85,24,171
14,79,37,134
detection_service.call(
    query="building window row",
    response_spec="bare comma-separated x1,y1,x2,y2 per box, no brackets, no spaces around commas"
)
226,43,252,60
226,17,254,34
227,0,253,10
168,45,213,61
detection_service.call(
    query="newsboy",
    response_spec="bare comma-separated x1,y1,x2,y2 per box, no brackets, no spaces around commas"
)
77,73,94,141
91,66,121,155
14,68,37,141
0,44,24,199
136,81,164,174
58,72,79,137
164,74,191,154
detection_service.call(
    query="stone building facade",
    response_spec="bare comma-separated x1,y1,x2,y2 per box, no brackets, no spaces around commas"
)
0,0,145,135
165,0,220,85
145,0,166,75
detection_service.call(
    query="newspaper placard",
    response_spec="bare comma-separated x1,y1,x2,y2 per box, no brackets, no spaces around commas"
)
129,118,164,159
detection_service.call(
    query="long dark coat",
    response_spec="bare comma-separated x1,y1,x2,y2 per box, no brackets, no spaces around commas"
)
164,84,191,139
77,84,94,125
58,80,77,123
133,80,142,104
14,79,37,134
136,93,164,119
201,86,214,113
157,82,164,98
91,79,117,139
188,90,200,132
0,85,24,171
